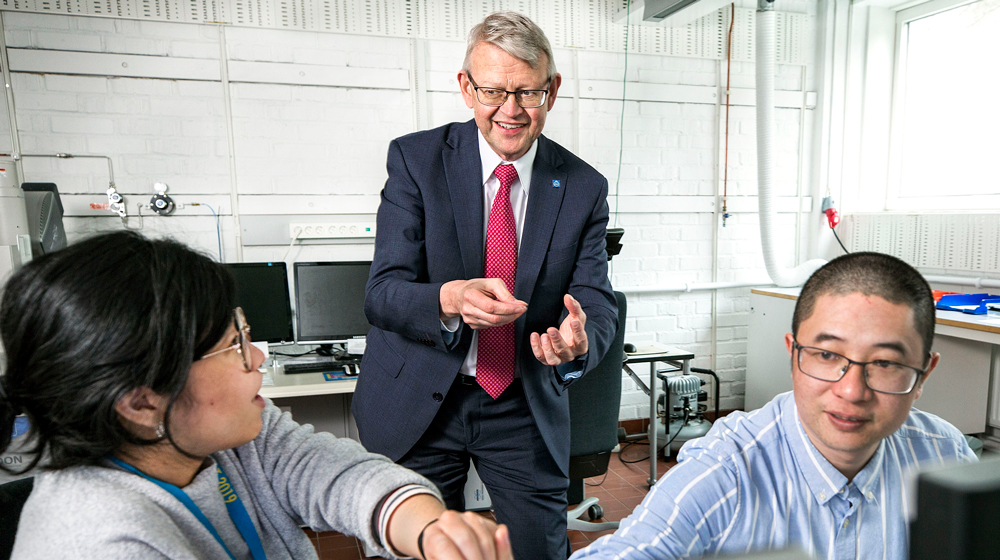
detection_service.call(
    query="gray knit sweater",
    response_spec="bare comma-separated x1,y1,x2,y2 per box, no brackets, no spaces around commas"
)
11,401,439,559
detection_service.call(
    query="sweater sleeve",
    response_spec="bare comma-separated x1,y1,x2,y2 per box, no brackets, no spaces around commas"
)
224,402,442,557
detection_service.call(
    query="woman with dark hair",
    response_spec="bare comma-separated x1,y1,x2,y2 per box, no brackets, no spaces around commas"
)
0,231,511,560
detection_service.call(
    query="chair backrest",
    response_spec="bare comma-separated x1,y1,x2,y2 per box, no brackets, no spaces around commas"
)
0,477,34,560
569,291,627,458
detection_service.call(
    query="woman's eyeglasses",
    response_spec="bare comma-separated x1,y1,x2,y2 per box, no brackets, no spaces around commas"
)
199,307,253,373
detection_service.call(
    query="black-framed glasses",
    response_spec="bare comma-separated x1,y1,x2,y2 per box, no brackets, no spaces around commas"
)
792,340,926,395
466,72,550,108
199,307,253,373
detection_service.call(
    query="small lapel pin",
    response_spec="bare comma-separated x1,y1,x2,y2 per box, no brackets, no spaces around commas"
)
552,180,561,188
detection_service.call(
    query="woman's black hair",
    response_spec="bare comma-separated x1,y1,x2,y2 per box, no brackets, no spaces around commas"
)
0,230,236,473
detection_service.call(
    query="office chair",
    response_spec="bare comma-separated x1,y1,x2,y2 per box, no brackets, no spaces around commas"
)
567,291,627,532
0,477,33,560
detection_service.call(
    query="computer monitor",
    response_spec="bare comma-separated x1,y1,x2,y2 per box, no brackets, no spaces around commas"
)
226,262,294,344
909,454,1000,560
293,261,372,352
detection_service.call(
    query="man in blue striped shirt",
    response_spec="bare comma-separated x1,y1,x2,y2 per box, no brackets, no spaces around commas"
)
573,252,976,560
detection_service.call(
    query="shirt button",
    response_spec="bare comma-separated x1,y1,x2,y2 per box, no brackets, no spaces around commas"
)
432,392,443,402
839,487,846,494
867,491,875,500
843,519,849,529
819,492,826,501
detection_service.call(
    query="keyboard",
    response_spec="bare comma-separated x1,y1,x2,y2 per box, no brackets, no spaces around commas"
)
282,359,360,375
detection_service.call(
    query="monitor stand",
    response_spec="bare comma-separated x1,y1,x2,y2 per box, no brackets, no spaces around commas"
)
315,343,343,357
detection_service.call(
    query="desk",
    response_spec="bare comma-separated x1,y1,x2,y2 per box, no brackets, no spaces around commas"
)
259,364,358,439
622,347,696,486
746,288,996,437
259,364,357,399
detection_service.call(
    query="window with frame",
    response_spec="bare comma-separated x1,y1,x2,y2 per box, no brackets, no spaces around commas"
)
886,0,1000,209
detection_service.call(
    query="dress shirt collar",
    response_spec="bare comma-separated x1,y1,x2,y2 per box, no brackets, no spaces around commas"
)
780,396,837,505
779,393,885,507
478,130,537,194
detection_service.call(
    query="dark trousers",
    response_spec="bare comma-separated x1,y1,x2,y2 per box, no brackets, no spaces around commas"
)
398,377,569,560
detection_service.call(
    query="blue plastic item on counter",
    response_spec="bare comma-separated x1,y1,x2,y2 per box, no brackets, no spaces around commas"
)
935,293,1000,314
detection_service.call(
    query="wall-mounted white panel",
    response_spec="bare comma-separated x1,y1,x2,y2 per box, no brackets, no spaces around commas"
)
846,213,1000,275
7,48,221,80
238,194,379,214
227,60,408,88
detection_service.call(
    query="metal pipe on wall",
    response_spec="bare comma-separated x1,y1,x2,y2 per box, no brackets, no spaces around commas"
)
618,280,775,294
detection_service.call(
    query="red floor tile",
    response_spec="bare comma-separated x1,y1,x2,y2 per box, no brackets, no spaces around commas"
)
317,533,362,550
317,546,362,560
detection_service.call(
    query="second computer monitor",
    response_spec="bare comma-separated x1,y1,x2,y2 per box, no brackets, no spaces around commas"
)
227,262,295,344
294,261,372,344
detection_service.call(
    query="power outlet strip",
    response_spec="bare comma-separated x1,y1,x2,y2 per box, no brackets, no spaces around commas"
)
289,222,376,239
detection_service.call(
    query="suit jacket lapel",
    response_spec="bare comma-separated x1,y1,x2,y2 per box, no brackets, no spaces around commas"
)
443,121,485,279
515,135,567,338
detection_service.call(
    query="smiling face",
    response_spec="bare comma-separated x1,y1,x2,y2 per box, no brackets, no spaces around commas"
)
167,322,267,457
785,292,938,479
458,42,561,162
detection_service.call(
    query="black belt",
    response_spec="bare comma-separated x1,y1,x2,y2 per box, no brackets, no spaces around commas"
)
455,374,520,387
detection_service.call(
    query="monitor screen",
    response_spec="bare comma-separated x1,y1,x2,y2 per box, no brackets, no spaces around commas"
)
294,261,372,343
226,262,294,344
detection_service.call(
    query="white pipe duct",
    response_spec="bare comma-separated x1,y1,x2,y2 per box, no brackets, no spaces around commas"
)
922,275,1000,290
755,4,825,287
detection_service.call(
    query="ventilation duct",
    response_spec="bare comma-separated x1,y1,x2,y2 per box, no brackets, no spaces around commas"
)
616,0,734,27
755,0,825,286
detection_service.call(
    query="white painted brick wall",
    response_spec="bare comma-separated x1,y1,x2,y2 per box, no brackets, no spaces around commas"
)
5,10,818,419
5,12,221,58
230,81,411,195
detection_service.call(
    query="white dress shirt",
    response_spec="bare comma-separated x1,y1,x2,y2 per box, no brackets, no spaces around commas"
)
446,132,537,377
454,131,538,377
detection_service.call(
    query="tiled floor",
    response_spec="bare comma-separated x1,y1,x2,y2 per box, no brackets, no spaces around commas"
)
304,443,679,559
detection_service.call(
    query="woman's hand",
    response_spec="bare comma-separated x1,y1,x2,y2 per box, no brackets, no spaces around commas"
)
420,510,513,560
387,494,513,560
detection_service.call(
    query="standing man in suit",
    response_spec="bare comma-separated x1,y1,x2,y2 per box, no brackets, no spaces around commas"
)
352,11,619,559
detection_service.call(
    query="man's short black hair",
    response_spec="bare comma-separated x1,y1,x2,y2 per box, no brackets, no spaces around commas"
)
792,252,935,358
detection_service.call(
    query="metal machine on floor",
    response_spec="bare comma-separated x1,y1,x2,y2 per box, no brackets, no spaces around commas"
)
621,363,720,460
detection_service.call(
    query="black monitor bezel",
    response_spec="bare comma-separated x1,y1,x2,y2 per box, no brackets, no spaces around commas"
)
293,260,372,344
226,261,295,344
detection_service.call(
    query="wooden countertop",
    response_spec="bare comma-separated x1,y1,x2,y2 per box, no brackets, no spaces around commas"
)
751,287,1000,336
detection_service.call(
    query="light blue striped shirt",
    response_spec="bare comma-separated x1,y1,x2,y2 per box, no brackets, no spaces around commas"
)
572,392,975,560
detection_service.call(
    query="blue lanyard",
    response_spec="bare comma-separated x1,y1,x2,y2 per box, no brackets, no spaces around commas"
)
109,457,268,560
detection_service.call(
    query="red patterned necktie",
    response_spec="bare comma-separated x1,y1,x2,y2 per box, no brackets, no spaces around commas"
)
477,163,519,399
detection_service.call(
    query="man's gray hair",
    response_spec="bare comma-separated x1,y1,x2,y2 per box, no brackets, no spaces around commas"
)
463,11,557,79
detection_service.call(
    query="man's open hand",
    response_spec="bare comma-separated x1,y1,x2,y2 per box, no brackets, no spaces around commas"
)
530,294,588,366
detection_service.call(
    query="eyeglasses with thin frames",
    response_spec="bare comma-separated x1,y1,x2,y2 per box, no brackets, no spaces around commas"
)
466,72,551,108
199,307,253,373
792,340,926,395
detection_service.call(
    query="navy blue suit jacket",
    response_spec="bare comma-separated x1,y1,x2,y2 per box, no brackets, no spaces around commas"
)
352,120,617,474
